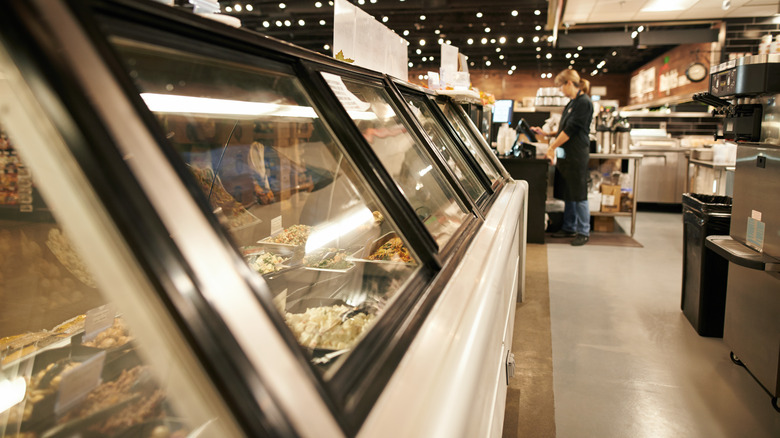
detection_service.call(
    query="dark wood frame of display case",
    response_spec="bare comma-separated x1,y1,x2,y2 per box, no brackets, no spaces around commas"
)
1,0,493,436
388,79,496,212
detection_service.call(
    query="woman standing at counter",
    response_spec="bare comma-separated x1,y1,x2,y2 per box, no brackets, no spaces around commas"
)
532,69,593,246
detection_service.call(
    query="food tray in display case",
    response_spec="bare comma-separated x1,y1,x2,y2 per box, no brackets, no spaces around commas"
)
257,224,312,249
348,232,415,265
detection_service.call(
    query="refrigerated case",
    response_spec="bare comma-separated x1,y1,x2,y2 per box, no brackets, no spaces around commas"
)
0,1,527,437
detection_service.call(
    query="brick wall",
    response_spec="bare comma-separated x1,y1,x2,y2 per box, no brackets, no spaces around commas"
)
408,68,631,106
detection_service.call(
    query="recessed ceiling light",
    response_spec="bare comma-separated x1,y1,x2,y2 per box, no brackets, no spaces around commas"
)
403,30,410,36
535,25,541,31
490,38,496,43
485,27,491,33
409,62,414,67
245,4,253,11
324,44,330,50
508,70,514,75
511,65,517,70
496,47,501,52
467,38,474,44
534,9,541,15
234,4,242,12
284,20,291,27
315,2,322,7
430,56,435,61
511,10,518,17
536,47,541,52
476,12,483,18
420,15,426,20
438,38,444,44
422,56,427,61
565,53,571,58
574,53,579,58
547,36,554,42
612,51,617,56
641,0,696,12
225,6,232,12
419,39,426,46
486,60,492,66
517,37,524,43
435,29,441,34
570,60,575,64
499,54,505,59
275,20,282,27
481,37,488,44
279,2,286,9
445,40,450,45
546,53,552,59
533,36,539,43
319,20,326,25
416,49,422,54
577,46,583,51
499,36,506,44
382,16,389,23
536,54,541,59
298,19,305,26
263,21,270,27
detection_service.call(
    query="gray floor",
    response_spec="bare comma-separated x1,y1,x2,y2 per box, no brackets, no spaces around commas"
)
546,211,780,438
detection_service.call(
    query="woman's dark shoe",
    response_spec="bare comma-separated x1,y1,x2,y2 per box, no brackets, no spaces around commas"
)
571,234,589,246
551,230,577,238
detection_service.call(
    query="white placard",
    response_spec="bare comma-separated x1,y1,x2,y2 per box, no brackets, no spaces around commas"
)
83,304,116,342
55,351,106,416
321,72,371,111
333,0,356,59
440,43,459,73
271,216,283,236
751,209,762,221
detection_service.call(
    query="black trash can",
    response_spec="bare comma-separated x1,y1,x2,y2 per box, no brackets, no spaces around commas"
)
681,193,732,337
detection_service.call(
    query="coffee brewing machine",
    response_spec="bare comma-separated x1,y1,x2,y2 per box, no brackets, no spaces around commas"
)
697,54,780,411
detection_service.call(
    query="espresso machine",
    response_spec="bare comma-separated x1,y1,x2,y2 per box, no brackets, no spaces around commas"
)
698,54,780,411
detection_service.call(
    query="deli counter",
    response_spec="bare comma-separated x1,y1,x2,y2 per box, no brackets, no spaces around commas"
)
0,1,527,437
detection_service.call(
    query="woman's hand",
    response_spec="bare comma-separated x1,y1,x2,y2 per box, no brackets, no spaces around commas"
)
545,147,556,164
530,126,545,137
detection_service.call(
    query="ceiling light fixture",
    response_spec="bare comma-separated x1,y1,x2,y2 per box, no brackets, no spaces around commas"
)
420,15,426,20
534,9,541,15
631,30,638,38
284,20,291,27
298,20,305,26
319,20,326,25
403,30,410,36
467,38,474,44
641,0,697,12
324,44,330,50
275,20,282,27
511,10,518,17
637,25,645,32
225,6,232,12
499,54,505,59
438,38,444,44
423,56,427,61
263,21,270,27
536,54,541,59
577,46,583,51
481,37,488,44
435,29,441,34
573,53,579,58
536,25,542,31
416,48,422,54
476,12,483,18
279,2,286,9
409,62,414,68
546,53,552,59
496,47,501,52
499,36,506,44
511,65,517,70
509,70,514,75
419,39,426,46
533,36,540,43
315,1,322,7
245,4,253,11
490,38,496,43
565,53,571,58
486,60,492,66
382,15,389,22
536,47,541,52
612,51,617,56
485,27,491,33
517,37,524,43
234,4,242,12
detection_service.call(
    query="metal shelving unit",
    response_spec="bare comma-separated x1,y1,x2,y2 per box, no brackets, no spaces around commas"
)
589,153,643,236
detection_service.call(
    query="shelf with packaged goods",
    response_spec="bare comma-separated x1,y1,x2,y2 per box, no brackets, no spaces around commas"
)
588,153,642,236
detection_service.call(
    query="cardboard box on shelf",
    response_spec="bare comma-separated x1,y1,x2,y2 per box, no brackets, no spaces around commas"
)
593,216,615,233
600,184,621,213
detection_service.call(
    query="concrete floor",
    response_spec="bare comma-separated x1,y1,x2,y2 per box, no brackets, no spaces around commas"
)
546,211,780,438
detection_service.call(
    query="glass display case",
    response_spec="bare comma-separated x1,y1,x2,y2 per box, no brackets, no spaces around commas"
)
435,98,508,188
0,1,527,436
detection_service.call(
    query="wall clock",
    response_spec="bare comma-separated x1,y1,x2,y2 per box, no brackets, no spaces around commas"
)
686,62,708,82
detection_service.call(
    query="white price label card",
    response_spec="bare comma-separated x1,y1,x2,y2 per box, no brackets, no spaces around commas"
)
83,304,116,342
321,72,371,111
751,210,762,221
271,216,283,236
55,351,106,416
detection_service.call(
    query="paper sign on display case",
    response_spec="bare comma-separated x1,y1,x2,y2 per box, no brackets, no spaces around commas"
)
333,0,409,79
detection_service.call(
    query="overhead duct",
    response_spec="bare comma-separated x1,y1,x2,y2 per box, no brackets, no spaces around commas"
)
558,32,634,48
639,29,719,45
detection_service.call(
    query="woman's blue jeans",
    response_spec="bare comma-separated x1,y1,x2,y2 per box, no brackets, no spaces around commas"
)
562,200,590,236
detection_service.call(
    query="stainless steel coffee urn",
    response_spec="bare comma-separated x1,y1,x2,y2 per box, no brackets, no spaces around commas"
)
595,124,612,153
614,118,631,154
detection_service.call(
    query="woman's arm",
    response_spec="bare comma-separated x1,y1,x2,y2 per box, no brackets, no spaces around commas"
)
545,131,570,161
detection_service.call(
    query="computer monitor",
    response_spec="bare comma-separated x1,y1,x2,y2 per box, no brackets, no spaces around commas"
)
492,99,514,124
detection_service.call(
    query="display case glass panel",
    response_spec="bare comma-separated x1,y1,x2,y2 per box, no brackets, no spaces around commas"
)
401,92,487,203
0,123,228,438
322,74,469,248
438,101,502,184
110,39,421,368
